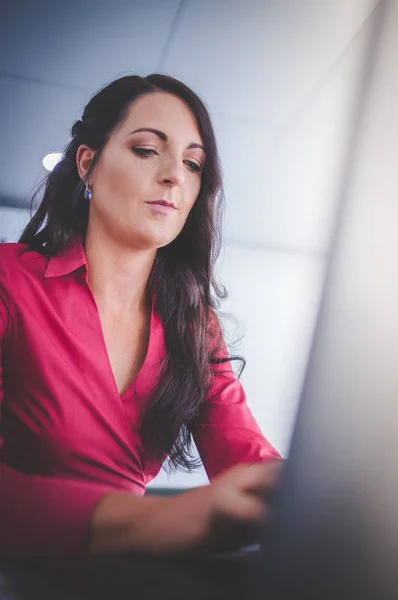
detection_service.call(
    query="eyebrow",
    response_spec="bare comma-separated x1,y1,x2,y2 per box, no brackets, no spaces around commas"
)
126,127,205,152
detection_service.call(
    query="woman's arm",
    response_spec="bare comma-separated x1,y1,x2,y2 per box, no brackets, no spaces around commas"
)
1,455,277,558
89,461,280,556
193,319,281,480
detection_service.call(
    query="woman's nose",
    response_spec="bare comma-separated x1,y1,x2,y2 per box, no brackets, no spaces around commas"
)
158,160,185,187
161,174,184,187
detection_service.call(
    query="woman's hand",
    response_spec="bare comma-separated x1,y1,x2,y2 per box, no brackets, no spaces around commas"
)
144,460,282,555
90,460,282,556
197,460,282,553
210,460,281,522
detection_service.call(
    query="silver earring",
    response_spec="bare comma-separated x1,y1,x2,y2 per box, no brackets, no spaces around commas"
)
84,182,92,200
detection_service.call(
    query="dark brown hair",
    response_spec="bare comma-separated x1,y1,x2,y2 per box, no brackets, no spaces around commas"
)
20,74,244,472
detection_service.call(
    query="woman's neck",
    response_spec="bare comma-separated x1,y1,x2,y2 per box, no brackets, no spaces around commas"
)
84,227,156,317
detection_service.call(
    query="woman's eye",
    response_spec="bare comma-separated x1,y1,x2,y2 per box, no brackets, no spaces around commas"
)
185,160,202,173
132,147,158,157
132,148,201,172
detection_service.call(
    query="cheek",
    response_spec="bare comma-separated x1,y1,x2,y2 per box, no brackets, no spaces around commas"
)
185,179,201,211
94,151,143,200
177,186,200,232
101,158,130,196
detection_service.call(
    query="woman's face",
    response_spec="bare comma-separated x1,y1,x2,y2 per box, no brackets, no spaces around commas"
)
78,92,205,250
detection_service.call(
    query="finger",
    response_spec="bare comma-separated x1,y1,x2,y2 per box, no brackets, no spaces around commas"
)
223,493,267,523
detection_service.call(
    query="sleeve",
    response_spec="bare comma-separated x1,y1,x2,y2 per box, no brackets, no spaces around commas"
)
193,317,281,480
0,286,113,559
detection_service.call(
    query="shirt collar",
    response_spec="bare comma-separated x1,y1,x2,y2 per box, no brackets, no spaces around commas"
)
44,234,87,278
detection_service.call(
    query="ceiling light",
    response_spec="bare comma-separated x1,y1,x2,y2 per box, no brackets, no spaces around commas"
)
42,152,62,172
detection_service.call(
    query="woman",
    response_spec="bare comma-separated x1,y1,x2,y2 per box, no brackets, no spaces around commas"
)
0,74,280,596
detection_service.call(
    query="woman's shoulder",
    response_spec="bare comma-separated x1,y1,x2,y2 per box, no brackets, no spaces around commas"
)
0,242,46,279
0,241,30,257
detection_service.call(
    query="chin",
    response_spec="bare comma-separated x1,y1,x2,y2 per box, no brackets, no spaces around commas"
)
127,231,179,251
151,235,179,250
144,227,183,250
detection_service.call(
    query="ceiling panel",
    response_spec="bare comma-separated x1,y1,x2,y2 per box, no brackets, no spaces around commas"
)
0,0,180,92
215,8,374,251
161,0,377,126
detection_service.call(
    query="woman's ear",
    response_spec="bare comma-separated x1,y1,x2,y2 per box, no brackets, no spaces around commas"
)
76,145,96,182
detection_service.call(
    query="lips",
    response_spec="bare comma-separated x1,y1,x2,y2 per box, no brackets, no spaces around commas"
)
145,200,176,215
146,200,176,209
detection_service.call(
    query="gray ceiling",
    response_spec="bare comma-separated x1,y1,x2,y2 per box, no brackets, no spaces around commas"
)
0,0,378,249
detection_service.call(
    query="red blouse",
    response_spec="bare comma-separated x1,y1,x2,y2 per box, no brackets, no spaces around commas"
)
0,237,279,558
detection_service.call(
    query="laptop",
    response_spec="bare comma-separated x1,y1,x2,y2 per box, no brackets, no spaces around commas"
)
249,1,398,598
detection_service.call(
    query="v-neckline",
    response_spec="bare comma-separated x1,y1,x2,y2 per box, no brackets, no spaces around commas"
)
89,286,156,401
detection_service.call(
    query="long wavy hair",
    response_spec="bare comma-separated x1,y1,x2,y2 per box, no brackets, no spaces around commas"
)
19,74,244,472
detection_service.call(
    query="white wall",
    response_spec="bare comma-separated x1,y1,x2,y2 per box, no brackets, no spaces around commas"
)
0,207,30,243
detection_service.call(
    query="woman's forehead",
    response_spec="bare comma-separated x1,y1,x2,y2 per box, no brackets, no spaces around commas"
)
120,92,202,141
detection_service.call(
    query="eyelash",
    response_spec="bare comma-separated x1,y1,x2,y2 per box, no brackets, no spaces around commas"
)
132,147,203,173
